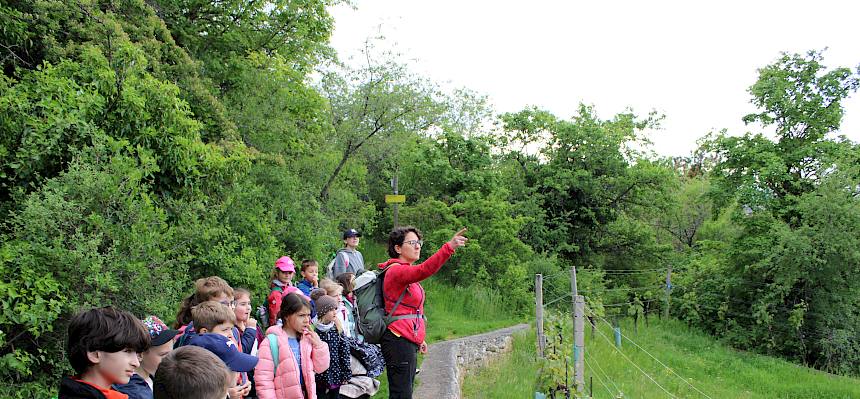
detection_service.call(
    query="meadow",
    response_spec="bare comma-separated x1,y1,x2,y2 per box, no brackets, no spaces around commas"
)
463,318,860,399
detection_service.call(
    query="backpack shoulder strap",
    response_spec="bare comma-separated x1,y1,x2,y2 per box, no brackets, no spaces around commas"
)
267,333,279,374
381,263,414,317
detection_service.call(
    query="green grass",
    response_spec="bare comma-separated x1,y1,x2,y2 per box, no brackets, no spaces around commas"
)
357,240,524,397
462,329,538,399
463,318,860,399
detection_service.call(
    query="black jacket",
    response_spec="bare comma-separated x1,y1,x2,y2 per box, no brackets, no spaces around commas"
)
58,377,108,399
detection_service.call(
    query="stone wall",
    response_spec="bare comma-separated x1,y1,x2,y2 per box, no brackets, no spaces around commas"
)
414,324,529,399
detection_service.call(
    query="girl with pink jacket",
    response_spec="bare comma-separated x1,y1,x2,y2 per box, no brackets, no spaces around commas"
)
255,293,330,399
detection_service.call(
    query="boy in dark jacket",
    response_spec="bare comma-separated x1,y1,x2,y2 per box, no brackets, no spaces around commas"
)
58,307,151,399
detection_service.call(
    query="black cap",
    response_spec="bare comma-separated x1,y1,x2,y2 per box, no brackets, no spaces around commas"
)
343,229,362,239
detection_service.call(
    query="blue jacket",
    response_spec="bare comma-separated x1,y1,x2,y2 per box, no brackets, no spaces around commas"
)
113,374,152,399
297,279,315,297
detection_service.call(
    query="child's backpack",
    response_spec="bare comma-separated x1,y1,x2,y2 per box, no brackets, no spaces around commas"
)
353,265,422,344
260,286,284,329
325,252,349,279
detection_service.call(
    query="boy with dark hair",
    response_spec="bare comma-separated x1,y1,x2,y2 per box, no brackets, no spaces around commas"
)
59,306,151,399
152,346,232,399
296,259,319,297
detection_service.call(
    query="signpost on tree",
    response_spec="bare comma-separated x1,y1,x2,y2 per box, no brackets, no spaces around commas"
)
386,174,405,226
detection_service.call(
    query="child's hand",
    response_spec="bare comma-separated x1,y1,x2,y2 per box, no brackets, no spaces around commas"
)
228,381,250,399
303,327,323,346
246,318,257,329
419,341,428,354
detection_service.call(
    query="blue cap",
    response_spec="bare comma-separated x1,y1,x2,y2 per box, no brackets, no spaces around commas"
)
343,228,361,239
187,333,258,372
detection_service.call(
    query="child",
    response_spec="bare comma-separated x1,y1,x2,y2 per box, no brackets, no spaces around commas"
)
266,256,305,327
256,293,330,399
296,260,319,297
114,316,180,399
321,280,352,338
186,301,258,399
233,288,261,398
312,296,352,399
173,276,235,347
153,346,233,399
334,272,359,340
309,288,328,320
232,288,260,355
59,306,151,399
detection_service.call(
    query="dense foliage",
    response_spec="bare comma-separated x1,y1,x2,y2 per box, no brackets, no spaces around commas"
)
1,1,859,395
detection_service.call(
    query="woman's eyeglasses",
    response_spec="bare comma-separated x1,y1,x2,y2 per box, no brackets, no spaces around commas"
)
404,240,423,247
219,300,236,308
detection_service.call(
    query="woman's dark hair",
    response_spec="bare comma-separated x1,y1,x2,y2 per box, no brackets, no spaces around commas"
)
335,272,355,294
277,292,311,322
67,306,151,374
387,226,423,258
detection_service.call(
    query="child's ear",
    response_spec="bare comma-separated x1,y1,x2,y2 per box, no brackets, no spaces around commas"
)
198,327,209,334
86,350,101,365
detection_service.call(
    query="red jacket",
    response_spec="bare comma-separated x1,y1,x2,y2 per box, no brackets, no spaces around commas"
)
378,242,454,345
267,283,304,327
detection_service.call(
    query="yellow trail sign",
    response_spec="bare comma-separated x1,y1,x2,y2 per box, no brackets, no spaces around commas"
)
385,194,406,204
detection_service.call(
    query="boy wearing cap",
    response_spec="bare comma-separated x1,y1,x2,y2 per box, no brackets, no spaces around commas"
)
59,307,151,399
331,229,366,278
114,316,180,399
186,301,258,398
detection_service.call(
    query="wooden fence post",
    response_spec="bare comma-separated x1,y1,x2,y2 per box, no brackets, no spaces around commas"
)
574,294,585,393
536,273,545,357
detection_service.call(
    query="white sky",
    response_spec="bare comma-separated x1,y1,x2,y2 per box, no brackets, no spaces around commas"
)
329,0,860,157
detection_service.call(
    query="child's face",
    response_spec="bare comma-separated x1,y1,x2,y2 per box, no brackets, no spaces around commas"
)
285,306,311,334
211,322,235,339
278,270,295,284
234,294,251,322
301,266,318,282
88,348,140,385
321,309,337,324
140,341,173,376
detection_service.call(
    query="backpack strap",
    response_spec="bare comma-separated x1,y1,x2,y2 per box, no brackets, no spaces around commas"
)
383,264,426,322
267,333,279,375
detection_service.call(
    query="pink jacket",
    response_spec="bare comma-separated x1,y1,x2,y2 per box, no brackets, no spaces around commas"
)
255,325,330,399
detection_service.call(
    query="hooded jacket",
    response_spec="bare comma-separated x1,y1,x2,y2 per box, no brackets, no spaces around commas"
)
377,242,454,345
254,325,330,399
332,248,365,277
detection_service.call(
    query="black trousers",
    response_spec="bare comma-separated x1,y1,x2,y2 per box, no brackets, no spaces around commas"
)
380,329,419,399
315,380,340,399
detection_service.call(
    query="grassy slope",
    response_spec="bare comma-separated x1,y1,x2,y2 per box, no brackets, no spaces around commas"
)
463,319,860,399
357,240,524,397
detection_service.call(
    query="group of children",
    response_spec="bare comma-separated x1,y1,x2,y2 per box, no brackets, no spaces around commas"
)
59,255,382,399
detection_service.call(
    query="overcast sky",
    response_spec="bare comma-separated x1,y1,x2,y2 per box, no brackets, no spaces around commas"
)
329,0,860,157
